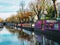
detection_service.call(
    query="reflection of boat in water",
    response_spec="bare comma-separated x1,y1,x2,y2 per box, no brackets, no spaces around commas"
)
0,23,4,28
35,34,60,45
0,26,3,28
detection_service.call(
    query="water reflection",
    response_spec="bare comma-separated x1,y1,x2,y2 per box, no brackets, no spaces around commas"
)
6,26,36,45
0,27,20,45
35,33,60,45
0,27,59,45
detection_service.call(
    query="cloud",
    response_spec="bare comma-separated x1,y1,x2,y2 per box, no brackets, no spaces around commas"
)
0,2,12,6
0,0,19,6
0,12,17,19
0,0,32,19
0,0,19,12
0,0,31,13
0,6,19,12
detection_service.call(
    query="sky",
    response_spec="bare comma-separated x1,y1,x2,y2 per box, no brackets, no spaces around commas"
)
0,0,60,20
57,0,60,3
0,0,31,20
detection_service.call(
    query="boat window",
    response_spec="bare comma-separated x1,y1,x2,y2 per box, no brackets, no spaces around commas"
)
46,23,53,29
50,24,53,28
54,24,58,29
46,24,49,27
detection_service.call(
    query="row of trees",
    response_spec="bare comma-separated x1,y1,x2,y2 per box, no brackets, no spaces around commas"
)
6,11,34,23
0,18,4,22
6,0,57,23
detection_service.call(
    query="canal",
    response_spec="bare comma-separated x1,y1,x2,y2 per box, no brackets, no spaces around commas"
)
0,26,59,45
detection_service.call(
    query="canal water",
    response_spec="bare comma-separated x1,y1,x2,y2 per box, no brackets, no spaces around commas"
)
0,26,59,45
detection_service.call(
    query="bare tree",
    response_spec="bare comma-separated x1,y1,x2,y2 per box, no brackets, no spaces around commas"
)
52,0,57,18
29,0,53,20
29,0,47,20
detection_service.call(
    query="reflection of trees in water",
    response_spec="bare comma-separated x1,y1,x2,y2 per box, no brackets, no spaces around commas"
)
6,26,36,44
18,31,32,41
6,26,32,41
6,26,20,34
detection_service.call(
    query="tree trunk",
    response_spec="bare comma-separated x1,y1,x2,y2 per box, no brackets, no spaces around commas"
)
37,11,41,20
53,2,57,18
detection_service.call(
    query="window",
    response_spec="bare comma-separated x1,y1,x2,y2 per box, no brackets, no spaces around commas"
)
50,24,53,28
46,24,49,28
54,24,58,29
46,23,53,29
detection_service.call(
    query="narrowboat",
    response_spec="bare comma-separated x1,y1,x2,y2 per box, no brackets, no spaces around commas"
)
34,20,60,31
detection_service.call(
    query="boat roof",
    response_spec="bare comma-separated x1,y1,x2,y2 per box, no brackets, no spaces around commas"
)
46,20,57,23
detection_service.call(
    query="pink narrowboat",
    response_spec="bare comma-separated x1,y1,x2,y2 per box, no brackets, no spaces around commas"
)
34,20,60,31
